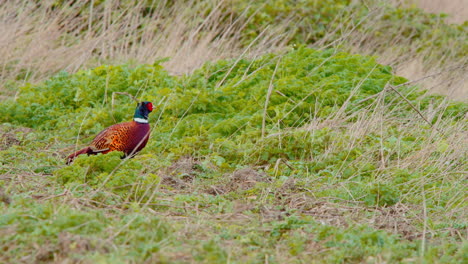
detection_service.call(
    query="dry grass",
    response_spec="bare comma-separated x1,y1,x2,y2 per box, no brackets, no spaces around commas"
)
1,0,466,101
392,0,468,24
412,0,468,24
0,0,286,96
388,0,468,99
311,0,467,100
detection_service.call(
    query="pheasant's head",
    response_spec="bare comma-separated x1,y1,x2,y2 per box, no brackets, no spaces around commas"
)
133,101,153,123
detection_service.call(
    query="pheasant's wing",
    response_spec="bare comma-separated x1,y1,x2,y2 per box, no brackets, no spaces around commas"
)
90,122,133,152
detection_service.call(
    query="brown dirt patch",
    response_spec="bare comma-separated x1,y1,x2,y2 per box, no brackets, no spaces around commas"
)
205,184,227,196
227,168,270,190
0,187,11,205
163,156,199,177
58,232,96,255
276,192,422,240
160,176,190,190
301,202,419,239
34,232,106,263
205,168,271,195
0,125,33,151
35,241,56,263
158,156,203,190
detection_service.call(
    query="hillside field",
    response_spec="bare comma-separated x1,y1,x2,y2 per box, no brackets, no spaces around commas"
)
0,0,467,263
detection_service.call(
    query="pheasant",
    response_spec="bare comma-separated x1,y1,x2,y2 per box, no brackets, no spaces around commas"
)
66,101,153,164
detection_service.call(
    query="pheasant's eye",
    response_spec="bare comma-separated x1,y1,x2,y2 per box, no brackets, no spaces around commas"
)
146,102,153,112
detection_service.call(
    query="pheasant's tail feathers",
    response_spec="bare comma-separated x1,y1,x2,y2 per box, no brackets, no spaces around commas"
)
66,147,92,165
66,147,111,164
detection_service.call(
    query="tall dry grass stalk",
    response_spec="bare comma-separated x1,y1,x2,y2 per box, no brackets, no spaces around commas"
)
0,0,287,97
314,1,467,100
389,0,468,99
0,0,466,100
411,0,468,24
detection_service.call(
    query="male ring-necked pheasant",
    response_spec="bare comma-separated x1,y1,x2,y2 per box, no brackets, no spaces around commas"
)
66,101,153,164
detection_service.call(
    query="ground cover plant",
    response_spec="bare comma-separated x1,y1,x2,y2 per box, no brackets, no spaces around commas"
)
1,45,467,263
1,0,467,263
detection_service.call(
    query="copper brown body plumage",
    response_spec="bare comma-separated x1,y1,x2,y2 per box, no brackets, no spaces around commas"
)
66,101,153,164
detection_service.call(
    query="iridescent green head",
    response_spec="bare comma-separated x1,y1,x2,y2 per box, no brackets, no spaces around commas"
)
133,101,153,123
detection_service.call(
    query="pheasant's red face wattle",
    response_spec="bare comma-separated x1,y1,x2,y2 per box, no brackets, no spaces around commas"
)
146,102,153,112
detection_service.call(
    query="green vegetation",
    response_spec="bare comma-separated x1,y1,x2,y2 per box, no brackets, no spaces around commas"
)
1,0,467,263
1,46,467,262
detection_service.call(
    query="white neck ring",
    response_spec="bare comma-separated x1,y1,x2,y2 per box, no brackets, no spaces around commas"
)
134,117,148,123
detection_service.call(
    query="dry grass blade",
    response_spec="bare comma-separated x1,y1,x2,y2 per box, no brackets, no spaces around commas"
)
262,58,281,138
0,0,288,98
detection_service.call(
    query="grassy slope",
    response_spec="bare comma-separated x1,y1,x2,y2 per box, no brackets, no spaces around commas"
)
1,0,467,263
1,47,467,263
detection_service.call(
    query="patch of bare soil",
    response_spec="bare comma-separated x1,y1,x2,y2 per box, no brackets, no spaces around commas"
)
0,125,33,150
35,232,107,263
159,156,205,190
0,186,11,205
303,202,419,239
58,232,96,254
160,176,190,190
275,184,422,240
205,168,271,195
227,168,271,190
